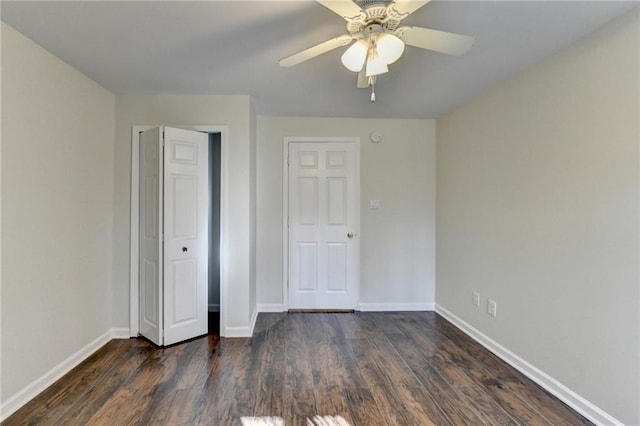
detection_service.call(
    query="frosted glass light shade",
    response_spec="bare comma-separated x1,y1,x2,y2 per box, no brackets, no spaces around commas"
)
377,32,405,64
365,50,388,77
341,40,369,72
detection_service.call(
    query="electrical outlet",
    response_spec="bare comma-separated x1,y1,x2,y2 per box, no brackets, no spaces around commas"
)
487,299,497,317
472,292,480,307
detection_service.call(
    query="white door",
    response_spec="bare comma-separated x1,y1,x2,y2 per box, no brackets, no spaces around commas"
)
163,127,209,345
139,127,209,346
139,128,163,345
288,141,360,309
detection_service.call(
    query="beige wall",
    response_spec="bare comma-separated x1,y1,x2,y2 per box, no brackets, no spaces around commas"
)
256,116,436,309
1,23,115,403
113,95,256,332
436,8,639,424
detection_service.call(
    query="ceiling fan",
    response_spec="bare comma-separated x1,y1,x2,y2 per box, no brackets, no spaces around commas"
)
279,0,475,101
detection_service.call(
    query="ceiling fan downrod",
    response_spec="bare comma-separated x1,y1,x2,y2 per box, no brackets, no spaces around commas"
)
369,76,376,102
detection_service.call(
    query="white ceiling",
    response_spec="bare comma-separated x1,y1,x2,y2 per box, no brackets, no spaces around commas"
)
2,1,637,118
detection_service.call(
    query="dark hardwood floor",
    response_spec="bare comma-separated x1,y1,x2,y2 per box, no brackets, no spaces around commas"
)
3,312,591,425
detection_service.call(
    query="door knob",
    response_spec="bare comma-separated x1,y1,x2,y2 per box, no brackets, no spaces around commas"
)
347,232,357,239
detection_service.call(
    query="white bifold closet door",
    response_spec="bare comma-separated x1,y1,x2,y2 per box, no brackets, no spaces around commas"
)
139,126,209,346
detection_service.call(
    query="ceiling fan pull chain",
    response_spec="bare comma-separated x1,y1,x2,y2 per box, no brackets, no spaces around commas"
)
370,80,376,102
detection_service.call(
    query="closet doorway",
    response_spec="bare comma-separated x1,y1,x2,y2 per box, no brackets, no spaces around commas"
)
130,125,227,343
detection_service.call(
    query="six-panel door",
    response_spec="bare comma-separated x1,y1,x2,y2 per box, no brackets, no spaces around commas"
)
163,127,209,346
288,142,359,309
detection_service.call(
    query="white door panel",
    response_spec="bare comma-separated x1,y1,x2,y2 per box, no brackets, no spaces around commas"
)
163,127,209,346
288,142,359,309
139,128,163,345
139,126,208,346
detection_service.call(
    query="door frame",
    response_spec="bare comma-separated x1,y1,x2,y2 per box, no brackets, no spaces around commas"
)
130,125,229,337
282,136,361,310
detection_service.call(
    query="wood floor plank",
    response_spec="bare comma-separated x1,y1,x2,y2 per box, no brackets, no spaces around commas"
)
301,313,335,342
313,385,353,424
155,389,201,425
5,312,592,426
308,337,367,390
192,338,252,425
335,312,379,339
253,318,286,418
393,320,443,360
432,316,525,383
85,388,153,425
396,318,507,390
253,312,287,335
469,369,553,425
254,361,285,418
175,335,219,391
346,338,422,425
323,314,348,341
126,340,205,424
284,387,316,426
455,384,520,426
283,311,306,341
308,339,341,388
125,341,187,389
398,386,450,426
386,333,484,425
330,338,369,389
409,367,484,425
369,312,407,336
505,380,593,425
285,331,314,390
343,388,387,426
357,336,422,387
227,389,258,419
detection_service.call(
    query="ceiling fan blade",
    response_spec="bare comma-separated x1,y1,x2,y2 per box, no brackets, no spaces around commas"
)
279,35,353,67
317,0,363,20
398,26,474,56
391,0,431,17
356,69,369,88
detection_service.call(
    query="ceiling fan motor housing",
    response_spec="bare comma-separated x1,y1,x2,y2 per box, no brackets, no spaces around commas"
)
346,1,408,34
354,0,393,9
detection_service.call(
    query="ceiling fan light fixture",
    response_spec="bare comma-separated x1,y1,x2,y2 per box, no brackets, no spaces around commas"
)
341,39,369,72
365,48,388,77
376,32,405,64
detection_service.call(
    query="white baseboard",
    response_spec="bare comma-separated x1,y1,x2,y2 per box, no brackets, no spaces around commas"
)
358,302,434,312
208,304,220,312
0,327,127,421
257,303,285,312
222,307,259,338
249,306,258,336
223,325,253,338
434,304,623,426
